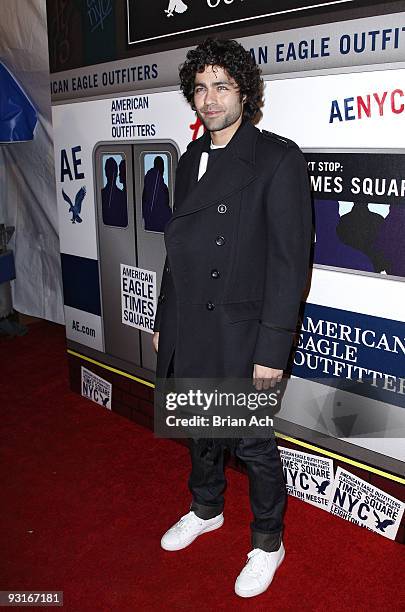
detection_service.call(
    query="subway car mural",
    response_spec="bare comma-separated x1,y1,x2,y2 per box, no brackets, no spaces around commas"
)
55,90,194,373
94,141,179,370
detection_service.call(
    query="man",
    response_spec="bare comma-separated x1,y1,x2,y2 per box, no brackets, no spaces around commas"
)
152,38,312,598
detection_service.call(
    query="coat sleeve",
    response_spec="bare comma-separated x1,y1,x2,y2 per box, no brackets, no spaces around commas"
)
153,255,173,332
153,144,193,333
252,145,312,370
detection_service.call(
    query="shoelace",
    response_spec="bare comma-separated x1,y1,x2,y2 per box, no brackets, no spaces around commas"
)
244,549,267,575
174,512,200,532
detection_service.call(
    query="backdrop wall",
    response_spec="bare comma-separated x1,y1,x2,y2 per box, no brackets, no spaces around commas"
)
47,0,405,541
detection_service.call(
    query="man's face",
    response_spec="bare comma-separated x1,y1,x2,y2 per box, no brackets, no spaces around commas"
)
193,65,244,133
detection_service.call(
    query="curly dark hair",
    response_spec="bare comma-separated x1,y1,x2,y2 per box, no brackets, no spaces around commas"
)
179,38,263,123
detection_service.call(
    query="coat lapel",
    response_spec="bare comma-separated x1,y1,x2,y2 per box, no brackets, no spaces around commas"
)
173,132,206,208
169,120,259,221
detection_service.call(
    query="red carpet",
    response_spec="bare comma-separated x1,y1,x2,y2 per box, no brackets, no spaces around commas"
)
1,321,404,611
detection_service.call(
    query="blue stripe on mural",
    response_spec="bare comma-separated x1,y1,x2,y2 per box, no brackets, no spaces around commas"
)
293,302,405,410
60,253,101,316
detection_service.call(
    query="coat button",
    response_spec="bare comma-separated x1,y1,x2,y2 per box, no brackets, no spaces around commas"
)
165,264,170,273
215,235,225,246
206,301,215,310
210,269,220,279
217,204,227,214
158,294,165,303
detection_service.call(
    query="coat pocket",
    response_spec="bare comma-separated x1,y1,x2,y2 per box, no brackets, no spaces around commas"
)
223,300,263,323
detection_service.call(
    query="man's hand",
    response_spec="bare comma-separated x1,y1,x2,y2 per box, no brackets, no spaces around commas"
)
153,331,159,353
253,363,283,390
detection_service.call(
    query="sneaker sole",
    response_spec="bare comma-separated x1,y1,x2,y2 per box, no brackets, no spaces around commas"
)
234,548,285,598
161,515,224,551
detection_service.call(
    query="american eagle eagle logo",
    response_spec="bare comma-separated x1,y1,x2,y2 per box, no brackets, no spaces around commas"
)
311,476,330,496
62,186,86,224
100,394,110,407
373,510,395,532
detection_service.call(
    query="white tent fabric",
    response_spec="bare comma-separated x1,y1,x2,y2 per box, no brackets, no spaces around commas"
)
0,0,64,323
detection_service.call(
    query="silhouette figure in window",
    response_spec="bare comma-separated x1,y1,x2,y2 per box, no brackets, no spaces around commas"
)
336,203,386,272
119,158,127,195
102,156,128,227
373,205,405,277
314,199,374,272
142,156,172,232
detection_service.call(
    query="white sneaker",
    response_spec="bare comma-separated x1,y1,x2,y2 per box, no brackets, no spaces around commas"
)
234,543,285,598
160,511,224,551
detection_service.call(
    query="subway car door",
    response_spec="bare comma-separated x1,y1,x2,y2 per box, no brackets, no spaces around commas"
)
132,142,179,372
94,144,140,364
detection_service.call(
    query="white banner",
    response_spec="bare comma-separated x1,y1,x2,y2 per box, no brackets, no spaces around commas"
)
64,305,104,351
280,446,334,511
263,68,405,149
121,263,156,333
81,366,112,409
329,467,404,540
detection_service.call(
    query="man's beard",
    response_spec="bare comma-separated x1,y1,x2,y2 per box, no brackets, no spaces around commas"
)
196,105,243,133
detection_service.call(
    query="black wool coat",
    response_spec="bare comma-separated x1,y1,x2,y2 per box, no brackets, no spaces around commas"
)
153,119,312,381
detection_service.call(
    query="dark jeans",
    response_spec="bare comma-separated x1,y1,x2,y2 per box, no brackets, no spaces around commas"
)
166,352,286,552
188,437,286,552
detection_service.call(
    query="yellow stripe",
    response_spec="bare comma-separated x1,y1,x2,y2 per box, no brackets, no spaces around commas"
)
68,349,405,485
67,349,155,388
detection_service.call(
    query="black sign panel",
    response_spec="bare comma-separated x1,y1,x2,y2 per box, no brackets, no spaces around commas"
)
304,152,405,205
127,0,356,45
304,151,405,279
